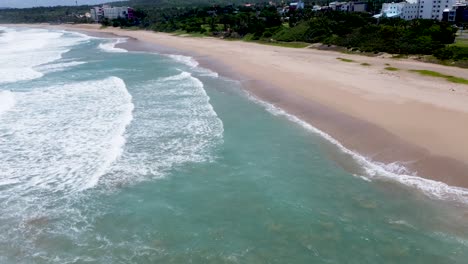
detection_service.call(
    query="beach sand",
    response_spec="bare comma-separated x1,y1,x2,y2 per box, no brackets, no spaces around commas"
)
7,23,468,189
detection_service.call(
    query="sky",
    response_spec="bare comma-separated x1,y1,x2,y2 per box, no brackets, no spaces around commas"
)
0,0,118,8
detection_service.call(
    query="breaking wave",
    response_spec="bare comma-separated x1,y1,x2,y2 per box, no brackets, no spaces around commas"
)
0,77,134,196
98,38,128,53
101,71,224,187
166,54,219,78
0,27,90,84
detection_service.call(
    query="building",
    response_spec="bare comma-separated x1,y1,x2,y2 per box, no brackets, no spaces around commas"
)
374,0,458,20
90,5,134,22
373,0,419,20
419,0,457,20
402,0,420,20
442,2,468,23
329,2,346,11
374,2,406,18
90,6,103,22
339,2,368,12
289,0,305,11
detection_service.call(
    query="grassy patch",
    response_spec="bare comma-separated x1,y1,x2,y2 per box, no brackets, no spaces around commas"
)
337,57,355,62
391,54,408,59
410,69,468,84
361,62,371,66
124,26,140,31
384,63,391,66
254,41,310,48
241,38,309,48
451,38,468,48
384,67,399,71
171,30,208,37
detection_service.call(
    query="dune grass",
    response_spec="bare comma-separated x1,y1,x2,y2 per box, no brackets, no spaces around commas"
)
384,66,399,71
361,62,371,66
410,70,468,85
337,57,355,62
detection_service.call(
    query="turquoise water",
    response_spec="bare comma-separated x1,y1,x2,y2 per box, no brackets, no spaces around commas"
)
0,27,467,264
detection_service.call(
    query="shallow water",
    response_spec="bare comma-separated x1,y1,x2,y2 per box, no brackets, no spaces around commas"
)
0,27,467,264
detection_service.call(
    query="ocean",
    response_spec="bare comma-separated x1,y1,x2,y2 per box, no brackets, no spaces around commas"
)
0,27,467,264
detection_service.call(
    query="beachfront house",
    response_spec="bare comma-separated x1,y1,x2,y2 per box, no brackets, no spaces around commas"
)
90,5,134,22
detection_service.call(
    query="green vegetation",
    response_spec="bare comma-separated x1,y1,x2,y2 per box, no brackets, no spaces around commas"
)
171,30,209,37
0,6,91,23
337,57,355,63
410,70,468,84
99,5,463,60
361,62,371,66
452,38,468,48
384,67,399,71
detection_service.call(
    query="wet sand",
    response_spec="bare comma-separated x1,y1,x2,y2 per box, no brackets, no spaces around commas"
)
7,23,468,189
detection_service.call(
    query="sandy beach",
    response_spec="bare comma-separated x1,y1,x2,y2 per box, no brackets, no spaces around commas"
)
7,23,468,189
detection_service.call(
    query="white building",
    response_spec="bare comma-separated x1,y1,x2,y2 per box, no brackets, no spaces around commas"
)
340,2,367,12
374,0,457,20
90,6,103,22
290,0,305,10
102,6,131,20
418,0,457,20
402,0,420,20
90,5,133,22
377,2,406,18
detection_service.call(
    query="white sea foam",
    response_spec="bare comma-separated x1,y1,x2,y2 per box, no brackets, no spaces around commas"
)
0,77,134,196
0,27,89,84
0,77,133,253
247,94,468,204
166,54,219,78
0,90,15,116
35,61,87,74
159,71,192,81
102,71,223,187
167,54,199,68
98,38,128,53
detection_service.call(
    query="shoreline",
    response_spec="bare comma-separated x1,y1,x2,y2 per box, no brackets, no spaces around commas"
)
5,24,468,193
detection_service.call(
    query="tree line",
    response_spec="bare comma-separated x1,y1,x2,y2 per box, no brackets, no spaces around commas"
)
120,4,465,62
